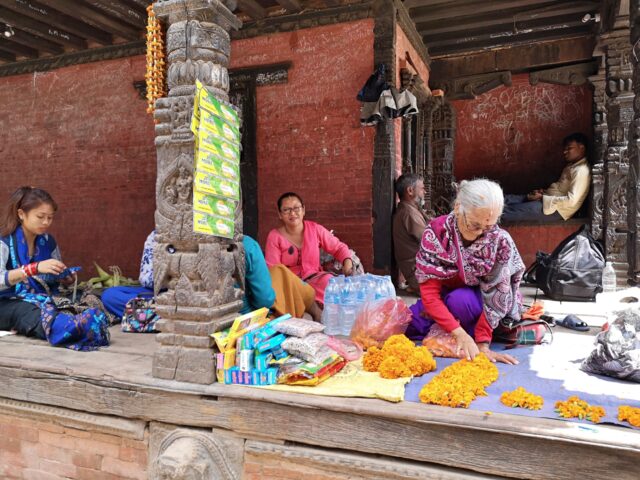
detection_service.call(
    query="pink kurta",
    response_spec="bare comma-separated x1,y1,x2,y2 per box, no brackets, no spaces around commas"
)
264,220,351,304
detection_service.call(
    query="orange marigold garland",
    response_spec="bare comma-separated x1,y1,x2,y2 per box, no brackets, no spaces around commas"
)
555,396,606,423
419,354,499,408
500,387,544,410
618,406,640,427
362,335,436,379
145,4,166,114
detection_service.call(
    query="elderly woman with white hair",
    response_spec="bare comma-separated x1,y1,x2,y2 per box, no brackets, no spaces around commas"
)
407,179,523,365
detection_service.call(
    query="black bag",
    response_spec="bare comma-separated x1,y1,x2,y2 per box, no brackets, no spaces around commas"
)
524,225,605,302
356,64,389,102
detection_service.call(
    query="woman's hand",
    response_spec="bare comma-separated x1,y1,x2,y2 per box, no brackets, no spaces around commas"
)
478,343,519,365
58,272,77,287
451,327,479,361
342,258,354,276
37,259,67,276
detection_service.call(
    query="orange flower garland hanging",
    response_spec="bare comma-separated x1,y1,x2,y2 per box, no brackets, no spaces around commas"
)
419,354,499,408
554,396,606,423
145,4,166,114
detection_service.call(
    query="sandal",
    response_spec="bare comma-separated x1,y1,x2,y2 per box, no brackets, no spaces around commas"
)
556,314,590,332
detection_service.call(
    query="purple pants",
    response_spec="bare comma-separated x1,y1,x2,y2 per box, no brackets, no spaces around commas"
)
406,286,483,341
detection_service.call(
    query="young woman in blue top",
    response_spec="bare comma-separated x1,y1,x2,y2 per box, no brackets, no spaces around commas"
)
0,187,109,350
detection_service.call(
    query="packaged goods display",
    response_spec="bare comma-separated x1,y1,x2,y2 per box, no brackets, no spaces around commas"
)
212,310,343,386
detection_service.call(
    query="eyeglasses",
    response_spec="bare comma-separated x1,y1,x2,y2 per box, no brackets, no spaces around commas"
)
462,211,494,233
281,206,303,215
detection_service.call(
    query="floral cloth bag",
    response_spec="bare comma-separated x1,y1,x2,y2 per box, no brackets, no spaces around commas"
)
122,294,159,333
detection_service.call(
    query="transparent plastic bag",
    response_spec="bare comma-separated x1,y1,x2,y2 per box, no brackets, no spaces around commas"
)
274,317,325,337
326,336,363,361
421,324,458,358
350,297,411,349
282,333,331,363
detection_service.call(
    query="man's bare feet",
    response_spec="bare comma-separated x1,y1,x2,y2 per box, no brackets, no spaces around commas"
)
308,301,323,322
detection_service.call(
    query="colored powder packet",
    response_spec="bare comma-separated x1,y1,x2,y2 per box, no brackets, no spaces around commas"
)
198,131,240,163
196,149,240,181
198,83,240,129
193,191,236,219
200,109,241,145
193,211,234,238
194,171,240,200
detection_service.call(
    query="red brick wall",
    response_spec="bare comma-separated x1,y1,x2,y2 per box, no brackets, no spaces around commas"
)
231,20,376,270
452,74,592,194
0,414,147,480
0,57,156,279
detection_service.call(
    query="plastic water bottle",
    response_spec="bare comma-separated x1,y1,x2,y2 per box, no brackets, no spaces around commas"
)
602,262,617,293
341,277,357,336
322,278,341,335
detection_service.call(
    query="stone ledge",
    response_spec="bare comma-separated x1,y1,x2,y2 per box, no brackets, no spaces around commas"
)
0,398,147,440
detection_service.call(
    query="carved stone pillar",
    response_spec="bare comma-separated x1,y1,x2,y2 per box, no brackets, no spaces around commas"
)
629,0,640,283
588,56,608,240
602,13,633,283
151,0,242,384
422,96,456,217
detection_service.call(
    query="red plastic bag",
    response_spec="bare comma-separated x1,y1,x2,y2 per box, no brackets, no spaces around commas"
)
421,324,458,358
350,297,411,349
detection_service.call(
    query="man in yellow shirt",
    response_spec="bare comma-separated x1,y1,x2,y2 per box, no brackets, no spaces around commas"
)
501,133,591,223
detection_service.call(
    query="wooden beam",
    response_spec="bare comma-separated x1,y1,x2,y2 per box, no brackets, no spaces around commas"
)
82,0,146,29
36,0,141,41
120,0,149,9
416,2,599,36
0,38,39,58
0,0,113,45
429,35,596,79
404,0,459,8
412,0,564,24
0,6,86,49
237,0,267,19
274,0,302,13
422,13,588,44
429,28,592,57
0,48,16,61
7,27,64,55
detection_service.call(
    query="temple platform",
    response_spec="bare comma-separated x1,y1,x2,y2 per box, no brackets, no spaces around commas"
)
1,287,639,480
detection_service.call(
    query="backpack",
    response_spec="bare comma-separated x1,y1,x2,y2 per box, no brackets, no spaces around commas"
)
524,225,605,302
122,294,159,333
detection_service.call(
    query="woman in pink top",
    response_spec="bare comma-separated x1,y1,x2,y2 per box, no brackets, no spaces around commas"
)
264,192,354,305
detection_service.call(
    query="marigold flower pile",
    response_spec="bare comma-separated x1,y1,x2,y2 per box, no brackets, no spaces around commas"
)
618,405,640,427
500,387,544,410
418,354,499,408
554,396,606,423
362,334,436,379
145,4,167,114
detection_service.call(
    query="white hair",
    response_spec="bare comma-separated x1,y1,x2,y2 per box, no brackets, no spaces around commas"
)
455,179,504,217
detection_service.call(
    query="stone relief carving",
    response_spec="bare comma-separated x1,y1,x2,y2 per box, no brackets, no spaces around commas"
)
629,0,640,282
151,429,240,480
601,22,633,277
152,0,243,384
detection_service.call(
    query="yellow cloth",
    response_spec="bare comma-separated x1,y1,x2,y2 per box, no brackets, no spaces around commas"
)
542,158,590,220
269,264,315,318
264,359,410,402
